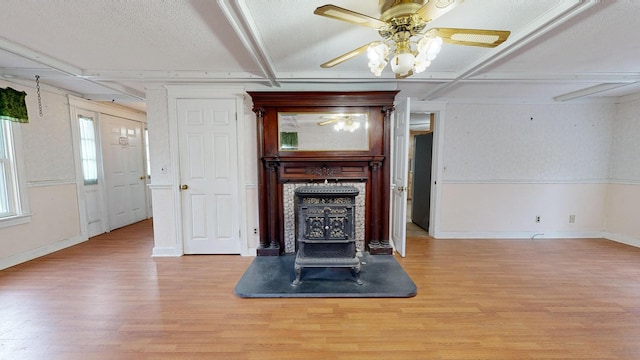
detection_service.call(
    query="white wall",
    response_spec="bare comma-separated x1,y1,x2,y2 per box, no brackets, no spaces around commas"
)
147,86,259,256
435,102,615,239
604,99,640,246
146,87,179,256
439,183,607,238
2,79,632,267
3,80,635,266
242,97,260,252
0,80,82,269
0,184,80,261
441,103,613,182
609,99,640,180
147,92,639,251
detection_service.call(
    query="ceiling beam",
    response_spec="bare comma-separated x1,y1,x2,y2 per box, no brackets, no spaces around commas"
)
0,36,83,75
217,0,279,87
553,82,636,102
0,36,145,101
468,72,640,83
83,81,146,101
81,69,276,84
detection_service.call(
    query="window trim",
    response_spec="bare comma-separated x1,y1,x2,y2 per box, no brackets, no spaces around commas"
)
78,115,99,186
0,120,31,228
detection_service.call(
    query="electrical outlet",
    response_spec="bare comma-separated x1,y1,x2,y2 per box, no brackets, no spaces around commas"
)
535,216,541,223
569,215,575,223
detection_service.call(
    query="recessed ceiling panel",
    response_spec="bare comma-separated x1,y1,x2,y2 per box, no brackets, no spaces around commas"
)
490,1,640,74
0,0,258,73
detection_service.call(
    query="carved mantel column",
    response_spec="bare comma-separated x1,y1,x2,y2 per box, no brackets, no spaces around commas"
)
253,106,281,256
260,159,281,255
367,158,393,255
369,105,394,255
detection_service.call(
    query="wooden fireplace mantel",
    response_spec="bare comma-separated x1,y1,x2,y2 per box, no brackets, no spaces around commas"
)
248,91,399,256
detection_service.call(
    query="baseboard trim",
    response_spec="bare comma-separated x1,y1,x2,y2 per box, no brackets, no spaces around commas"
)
242,247,257,257
0,234,87,271
603,232,640,248
151,246,183,257
434,231,604,239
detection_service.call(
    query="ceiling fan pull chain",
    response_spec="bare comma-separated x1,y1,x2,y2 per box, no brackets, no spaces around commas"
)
35,75,43,117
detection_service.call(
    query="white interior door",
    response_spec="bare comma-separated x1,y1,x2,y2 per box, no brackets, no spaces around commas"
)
76,109,105,237
100,115,147,230
391,98,411,257
178,98,240,254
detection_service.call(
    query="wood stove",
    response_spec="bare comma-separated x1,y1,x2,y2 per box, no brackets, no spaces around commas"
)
292,185,361,285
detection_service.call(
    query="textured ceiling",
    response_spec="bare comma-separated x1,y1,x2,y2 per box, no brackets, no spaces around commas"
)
0,0,639,112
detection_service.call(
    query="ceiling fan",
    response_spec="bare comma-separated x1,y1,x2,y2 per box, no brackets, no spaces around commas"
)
314,0,510,78
317,115,362,132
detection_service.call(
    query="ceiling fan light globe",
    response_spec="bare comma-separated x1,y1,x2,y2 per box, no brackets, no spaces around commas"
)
391,52,415,76
418,36,443,60
370,66,384,77
367,42,390,62
368,60,388,76
414,57,431,73
367,42,390,76
417,36,430,53
429,36,443,58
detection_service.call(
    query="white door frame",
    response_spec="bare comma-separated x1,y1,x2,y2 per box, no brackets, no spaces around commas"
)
407,101,446,238
391,98,410,257
166,86,249,256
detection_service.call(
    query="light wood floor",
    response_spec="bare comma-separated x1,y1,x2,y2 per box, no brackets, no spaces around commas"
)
2,220,640,359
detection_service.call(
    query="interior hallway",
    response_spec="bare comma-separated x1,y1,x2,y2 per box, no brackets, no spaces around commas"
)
1,219,640,359
406,199,430,238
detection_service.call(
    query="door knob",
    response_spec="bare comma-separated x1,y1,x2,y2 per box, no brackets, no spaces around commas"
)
180,184,189,190
397,186,406,192
140,176,145,180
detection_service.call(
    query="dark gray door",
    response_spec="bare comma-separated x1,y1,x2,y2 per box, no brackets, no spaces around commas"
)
411,133,433,231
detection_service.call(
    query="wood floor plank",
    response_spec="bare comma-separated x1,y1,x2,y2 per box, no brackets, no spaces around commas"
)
1,219,640,359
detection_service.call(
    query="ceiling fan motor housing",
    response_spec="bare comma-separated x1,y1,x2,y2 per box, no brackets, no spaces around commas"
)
379,0,424,21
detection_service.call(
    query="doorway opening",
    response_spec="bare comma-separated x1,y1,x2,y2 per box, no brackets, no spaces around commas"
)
407,112,434,238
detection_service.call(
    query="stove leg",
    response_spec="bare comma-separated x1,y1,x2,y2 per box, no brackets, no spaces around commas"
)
353,264,363,285
291,265,302,286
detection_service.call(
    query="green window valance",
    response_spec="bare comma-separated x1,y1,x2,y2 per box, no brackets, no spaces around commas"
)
0,87,29,123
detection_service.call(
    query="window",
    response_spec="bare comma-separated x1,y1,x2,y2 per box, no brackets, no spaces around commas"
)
0,119,29,225
0,120,17,216
78,115,98,185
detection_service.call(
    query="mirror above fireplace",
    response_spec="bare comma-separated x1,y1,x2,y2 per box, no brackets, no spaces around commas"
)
278,112,369,151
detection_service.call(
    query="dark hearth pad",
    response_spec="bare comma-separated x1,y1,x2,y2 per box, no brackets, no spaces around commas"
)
234,254,417,298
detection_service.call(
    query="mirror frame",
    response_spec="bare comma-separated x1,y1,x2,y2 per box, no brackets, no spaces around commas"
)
277,112,369,152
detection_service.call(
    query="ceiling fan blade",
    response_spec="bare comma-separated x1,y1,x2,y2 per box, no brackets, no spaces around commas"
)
320,43,373,68
415,0,460,22
430,28,511,48
317,119,339,126
314,4,387,29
